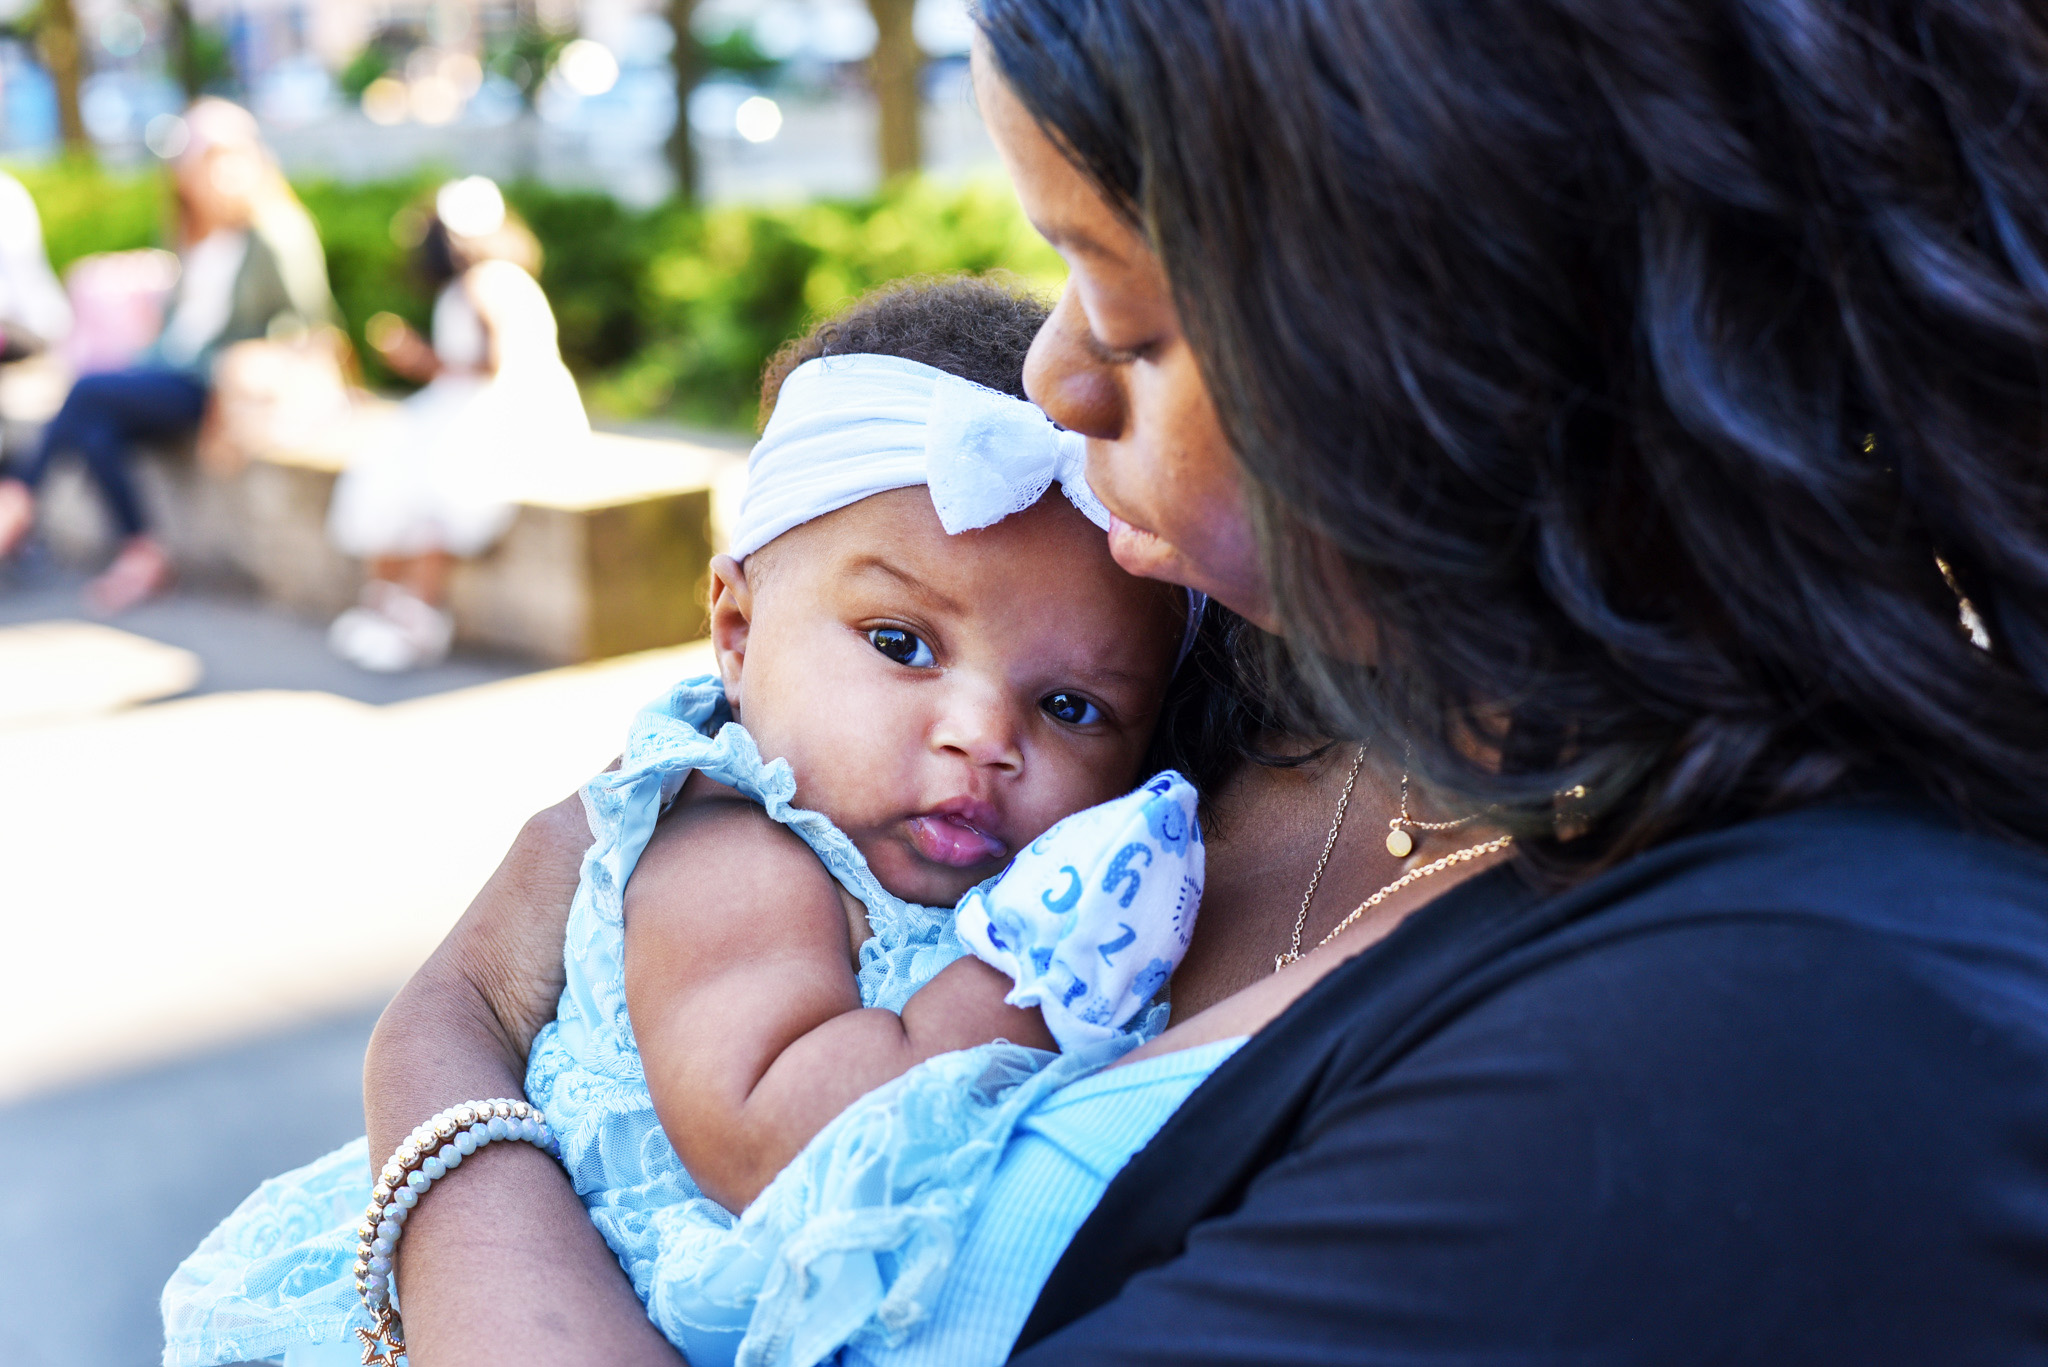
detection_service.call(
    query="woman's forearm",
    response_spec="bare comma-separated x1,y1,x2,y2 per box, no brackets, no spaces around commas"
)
363,798,683,1366
364,971,678,1366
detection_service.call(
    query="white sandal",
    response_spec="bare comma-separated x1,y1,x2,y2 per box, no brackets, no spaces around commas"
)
328,582,454,672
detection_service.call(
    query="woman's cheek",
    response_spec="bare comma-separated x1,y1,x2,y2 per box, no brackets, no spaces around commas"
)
1131,363,1275,622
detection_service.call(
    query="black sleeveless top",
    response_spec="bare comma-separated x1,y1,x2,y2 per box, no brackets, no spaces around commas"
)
1012,801,2048,1363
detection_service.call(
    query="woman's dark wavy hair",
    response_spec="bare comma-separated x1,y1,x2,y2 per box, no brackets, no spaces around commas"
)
978,0,2048,874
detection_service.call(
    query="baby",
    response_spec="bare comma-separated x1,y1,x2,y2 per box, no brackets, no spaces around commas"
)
164,280,1208,1367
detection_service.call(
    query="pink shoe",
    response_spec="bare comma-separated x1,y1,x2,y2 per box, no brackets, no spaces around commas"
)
0,478,32,559
86,536,175,615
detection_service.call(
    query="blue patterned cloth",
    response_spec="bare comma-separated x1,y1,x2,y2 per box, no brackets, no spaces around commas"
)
957,771,1202,1050
163,675,1189,1367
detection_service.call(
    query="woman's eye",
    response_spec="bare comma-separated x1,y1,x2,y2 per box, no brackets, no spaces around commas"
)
1041,691,1104,726
867,627,935,668
1087,331,1150,366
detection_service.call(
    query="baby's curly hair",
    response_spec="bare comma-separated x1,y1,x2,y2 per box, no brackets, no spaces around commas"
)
758,276,1050,432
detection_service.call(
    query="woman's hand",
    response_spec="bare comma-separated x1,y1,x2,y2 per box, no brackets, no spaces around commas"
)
363,783,683,1365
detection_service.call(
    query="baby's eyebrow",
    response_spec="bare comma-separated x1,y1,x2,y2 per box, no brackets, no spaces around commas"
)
842,555,966,615
1071,663,1155,695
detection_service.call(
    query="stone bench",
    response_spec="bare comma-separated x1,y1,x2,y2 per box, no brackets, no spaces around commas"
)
35,427,747,665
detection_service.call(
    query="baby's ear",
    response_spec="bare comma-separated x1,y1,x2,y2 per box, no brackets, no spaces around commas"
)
707,554,754,710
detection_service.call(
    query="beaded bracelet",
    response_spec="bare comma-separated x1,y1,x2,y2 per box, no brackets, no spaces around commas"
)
352,1098,560,1367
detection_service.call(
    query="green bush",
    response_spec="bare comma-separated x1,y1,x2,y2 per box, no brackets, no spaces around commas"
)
293,177,436,386
10,162,1066,432
602,178,1067,429
15,161,167,268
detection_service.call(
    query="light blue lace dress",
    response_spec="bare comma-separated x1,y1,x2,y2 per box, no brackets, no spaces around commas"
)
163,676,1180,1367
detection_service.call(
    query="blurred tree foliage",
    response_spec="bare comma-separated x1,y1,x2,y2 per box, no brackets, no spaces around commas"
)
488,23,573,109
700,27,778,77
339,45,393,101
16,164,1064,431
340,23,429,100
165,1,235,99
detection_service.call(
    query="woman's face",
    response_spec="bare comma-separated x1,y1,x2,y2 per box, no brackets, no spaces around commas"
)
177,147,258,235
973,47,1274,628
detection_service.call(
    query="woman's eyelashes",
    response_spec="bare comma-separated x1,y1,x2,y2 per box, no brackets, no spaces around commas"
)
1040,690,1105,726
867,625,936,668
1083,329,1152,367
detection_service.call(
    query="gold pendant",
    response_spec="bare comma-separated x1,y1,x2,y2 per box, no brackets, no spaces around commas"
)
1385,828,1414,858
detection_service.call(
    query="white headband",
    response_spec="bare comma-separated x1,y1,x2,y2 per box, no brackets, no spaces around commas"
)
731,353,1107,557
732,351,1206,659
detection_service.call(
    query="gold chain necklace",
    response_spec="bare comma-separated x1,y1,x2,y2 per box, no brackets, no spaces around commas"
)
1301,834,1513,963
1275,744,1369,973
1275,748,1511,973
1384,768,1479,858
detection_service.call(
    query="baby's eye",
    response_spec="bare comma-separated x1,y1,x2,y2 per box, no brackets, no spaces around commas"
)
867,626,936,668
1041,691,1104,726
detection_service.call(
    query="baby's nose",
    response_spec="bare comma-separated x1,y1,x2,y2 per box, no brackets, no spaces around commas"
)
930,680,1025,772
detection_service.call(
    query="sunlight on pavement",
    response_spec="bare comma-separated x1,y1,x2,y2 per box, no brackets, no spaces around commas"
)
0,639,714,1102
0,620,203,729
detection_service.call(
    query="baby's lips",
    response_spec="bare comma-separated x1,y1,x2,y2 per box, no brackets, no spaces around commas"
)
907,813,1009,869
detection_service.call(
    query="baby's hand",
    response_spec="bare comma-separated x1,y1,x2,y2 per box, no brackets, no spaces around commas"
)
953,772,1203,1051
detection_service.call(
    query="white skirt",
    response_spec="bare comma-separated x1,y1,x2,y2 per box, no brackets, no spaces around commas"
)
326,364,586,560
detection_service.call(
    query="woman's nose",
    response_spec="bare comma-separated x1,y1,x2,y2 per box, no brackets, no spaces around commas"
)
929,681,1026,774
1025,283,1125,440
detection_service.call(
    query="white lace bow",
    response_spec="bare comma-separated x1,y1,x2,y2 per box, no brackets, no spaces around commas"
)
729,352,1108,559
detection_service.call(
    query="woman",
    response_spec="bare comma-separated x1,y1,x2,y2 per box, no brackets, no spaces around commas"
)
324,175,588,673
350,0,2048,1360
0,98,333,613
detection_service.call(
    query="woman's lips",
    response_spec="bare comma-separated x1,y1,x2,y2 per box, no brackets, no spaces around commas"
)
907,813,1008,868
1105,513,1182,580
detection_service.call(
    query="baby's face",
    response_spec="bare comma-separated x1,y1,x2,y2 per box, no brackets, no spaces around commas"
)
715,486,1184,907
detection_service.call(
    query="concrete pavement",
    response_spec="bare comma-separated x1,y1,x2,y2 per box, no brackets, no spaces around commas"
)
0,629,713,1101
0,580,717,1364
0,1005,383,1367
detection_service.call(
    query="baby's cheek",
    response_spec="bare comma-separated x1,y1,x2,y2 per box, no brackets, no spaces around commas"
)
1022,753,1136,838
792,750,911,839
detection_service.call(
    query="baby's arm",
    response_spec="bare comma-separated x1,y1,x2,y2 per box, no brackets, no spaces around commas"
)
623,787,1053,1213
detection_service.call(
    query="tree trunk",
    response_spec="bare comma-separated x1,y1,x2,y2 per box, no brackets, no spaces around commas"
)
666,0,703,205
167,0,203,102
39,0,90,158
864,0,922,182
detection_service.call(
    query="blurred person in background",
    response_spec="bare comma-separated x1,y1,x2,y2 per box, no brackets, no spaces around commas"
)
0,98,333,613
0,168,73,379
325,176,589,673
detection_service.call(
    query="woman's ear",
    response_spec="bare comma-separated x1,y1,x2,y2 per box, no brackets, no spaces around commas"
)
707,553,753,713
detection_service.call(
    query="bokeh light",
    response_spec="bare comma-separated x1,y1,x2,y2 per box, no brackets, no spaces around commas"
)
361,77,409,127
143,113,190,161
557,39,620,98
735,95,783,144
98,12,146,59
